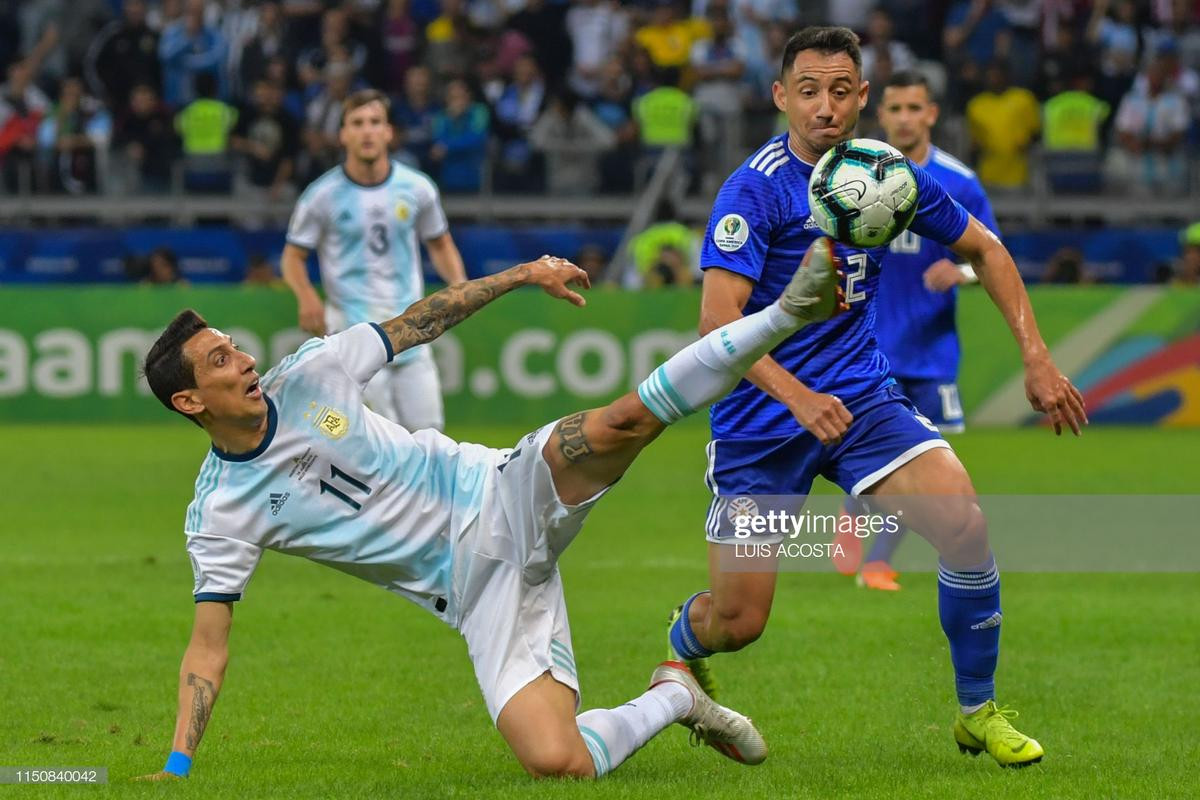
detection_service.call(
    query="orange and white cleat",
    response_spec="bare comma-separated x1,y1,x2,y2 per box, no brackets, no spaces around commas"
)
856,560,902,591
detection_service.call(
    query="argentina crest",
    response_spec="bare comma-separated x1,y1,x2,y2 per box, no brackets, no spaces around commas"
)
313,405,350,440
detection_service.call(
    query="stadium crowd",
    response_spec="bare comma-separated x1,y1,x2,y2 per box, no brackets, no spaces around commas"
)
0,0,1198,199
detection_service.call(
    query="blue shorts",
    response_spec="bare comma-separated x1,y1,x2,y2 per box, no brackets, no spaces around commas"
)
895,377,965,433
705,384,951,541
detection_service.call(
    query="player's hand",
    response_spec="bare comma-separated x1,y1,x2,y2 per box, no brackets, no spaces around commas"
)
521,254,591,307
923,259,967,292
297,294,326,336
1024,355,1087,436
789,389,854,446
132,771,182,781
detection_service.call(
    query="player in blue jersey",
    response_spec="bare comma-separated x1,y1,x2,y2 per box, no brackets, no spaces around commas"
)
665,27,1087,767
133,245,847,781
836,70,1001,591
282,89,467,432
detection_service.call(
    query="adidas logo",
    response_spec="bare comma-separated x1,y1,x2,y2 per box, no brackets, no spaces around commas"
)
970,612,1002,631
803,216,820,230
269,491,290,516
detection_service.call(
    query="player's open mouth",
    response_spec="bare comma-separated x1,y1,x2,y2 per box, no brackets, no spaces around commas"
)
246,379,261,399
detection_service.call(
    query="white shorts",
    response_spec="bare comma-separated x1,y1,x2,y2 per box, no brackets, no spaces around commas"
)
363,347,445,431
454,421,609,723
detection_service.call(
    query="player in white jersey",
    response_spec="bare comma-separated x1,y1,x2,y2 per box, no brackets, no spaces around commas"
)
134,241,848,782
282,89,466,432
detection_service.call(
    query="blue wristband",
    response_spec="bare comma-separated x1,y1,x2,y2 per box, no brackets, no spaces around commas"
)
164,751,192,777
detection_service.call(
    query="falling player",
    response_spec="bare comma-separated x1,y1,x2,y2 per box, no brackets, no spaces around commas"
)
134,244,845,781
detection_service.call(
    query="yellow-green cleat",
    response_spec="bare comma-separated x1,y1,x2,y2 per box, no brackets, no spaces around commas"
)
667,605,719,701
954,701,1045,768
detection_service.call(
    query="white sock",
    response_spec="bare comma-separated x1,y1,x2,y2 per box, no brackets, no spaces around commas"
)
961,701,988,715
637,302,801,424
575,683,692,777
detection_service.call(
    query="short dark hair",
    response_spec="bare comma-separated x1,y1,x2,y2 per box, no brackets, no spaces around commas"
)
884,69,935,99
143,309,209,426
341,88,390,125
780,26,862,78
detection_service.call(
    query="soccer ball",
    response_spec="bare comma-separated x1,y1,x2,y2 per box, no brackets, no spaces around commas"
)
807,139,919,248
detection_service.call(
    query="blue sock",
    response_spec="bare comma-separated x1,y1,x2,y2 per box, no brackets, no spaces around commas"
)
669,591,714,660
866,521,906,563
937,554,1001,707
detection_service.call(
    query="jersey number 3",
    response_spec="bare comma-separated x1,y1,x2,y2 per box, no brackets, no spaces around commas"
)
319,464,373,511
368,223,390,256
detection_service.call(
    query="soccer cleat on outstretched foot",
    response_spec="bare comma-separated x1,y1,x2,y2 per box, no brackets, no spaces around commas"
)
780,236,842,324
667,605,719,700
954,700,1044,767
650,660,768,766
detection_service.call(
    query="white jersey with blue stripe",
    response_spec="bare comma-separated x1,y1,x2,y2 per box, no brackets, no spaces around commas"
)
699,134,970,440
183,324,494,626
875,146,999,382
286,161,448,361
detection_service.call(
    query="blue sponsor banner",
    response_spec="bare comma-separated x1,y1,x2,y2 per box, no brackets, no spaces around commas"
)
0,226,624,285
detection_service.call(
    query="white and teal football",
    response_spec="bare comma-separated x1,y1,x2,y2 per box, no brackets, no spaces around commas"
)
807,138,919,248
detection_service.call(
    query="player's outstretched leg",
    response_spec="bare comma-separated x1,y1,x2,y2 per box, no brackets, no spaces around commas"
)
865,447,1044,767
544,237,842,508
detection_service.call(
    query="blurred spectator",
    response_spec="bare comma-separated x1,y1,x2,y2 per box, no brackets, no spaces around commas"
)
997,0,1040,87
243,253,282,286
574,243,609,284
1038,22,1093,99
393,64,439,172
127,246,188,285
1134,38,1200,114
430,78,489,193
303,60,355,177
635,0,710,72
113,82,177,192
37,76,110,194
297,7,367,93
231,78,298,211
1043,74,1110,153
381,0,419,95
20,0,113,85
84,0,161,109
634,67,696,148
966,61,1039,188
1087,0,1143,110
529,88,616,195
159,0,229,108
566,0,631,99
630,201,698,287
176,71,237,192
1109,54,1190,195
1042,246,1090,284
238,1,289,97
591,57,638,193
860,8,916,84
506,0,574,83
1041,71,1110,193
424,0,478,85
943,0,1010,109
827,0,875,32
691,2,747,114
1159,0,1200,73
0,59,50,192
492,54,546,192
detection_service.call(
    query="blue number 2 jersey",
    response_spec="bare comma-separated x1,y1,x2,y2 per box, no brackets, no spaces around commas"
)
699,134,970,440
875,146,999,383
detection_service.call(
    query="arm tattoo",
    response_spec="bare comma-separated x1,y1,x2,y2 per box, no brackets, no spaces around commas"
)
555,412,594,463
185,672,216,750
381,266,529,355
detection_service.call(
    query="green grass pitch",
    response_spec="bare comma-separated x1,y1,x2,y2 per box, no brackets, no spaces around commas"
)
3,422,1198,799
